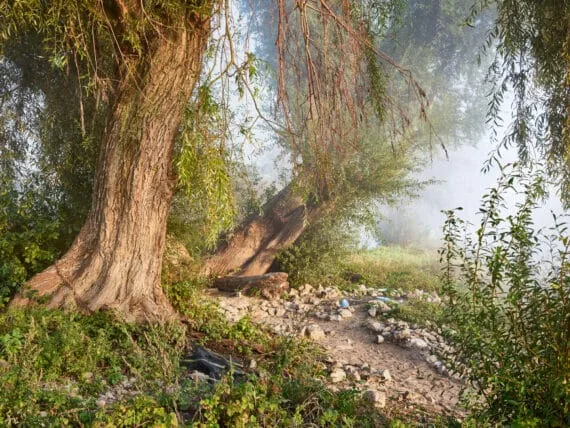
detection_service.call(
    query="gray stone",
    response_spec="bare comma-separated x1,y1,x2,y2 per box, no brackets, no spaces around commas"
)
409,338,429,350
426,354,438,364
345,365,361,381
305,324,326,340
330,368,346,383
380,369,392,381
338,308,353,318
394,328,412,340
363,389,386,408
309,297,322,305
366,320,385,332
367,307,378,317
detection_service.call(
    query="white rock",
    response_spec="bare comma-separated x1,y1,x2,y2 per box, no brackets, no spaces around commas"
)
363,389,386,408
299,284,314,296
380,369,392,381
426,354,438,364
330,368,346,383
366,320,385,332
309,297,322,305
394,328,412,340
305,324,326,340
409,338,429,350
367,307,378,317
96,399,107,408
189,370,211,383
376,335,385,344
338,308,353,318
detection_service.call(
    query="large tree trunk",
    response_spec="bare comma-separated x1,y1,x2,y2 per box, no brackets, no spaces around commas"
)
204,185,324,277
11,18,211,322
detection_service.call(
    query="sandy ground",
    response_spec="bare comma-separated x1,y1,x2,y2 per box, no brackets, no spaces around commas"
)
207,288,465,419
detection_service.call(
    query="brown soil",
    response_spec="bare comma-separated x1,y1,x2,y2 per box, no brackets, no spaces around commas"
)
207,288,465,421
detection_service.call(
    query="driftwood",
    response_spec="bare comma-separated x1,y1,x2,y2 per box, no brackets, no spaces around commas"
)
214,272,290,300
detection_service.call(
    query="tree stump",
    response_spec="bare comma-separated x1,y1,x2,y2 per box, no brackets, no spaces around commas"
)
214,272,290,300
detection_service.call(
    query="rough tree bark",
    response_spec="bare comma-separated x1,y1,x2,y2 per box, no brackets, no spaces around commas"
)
204,185,324,277
11,16,211,322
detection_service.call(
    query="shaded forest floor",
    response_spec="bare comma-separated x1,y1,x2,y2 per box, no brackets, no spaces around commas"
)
0,247,464,426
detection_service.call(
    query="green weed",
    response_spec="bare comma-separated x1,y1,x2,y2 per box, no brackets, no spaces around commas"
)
342,246,442,293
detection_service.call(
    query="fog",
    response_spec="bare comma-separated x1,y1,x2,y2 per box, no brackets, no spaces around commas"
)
230,0,567,250
374,138,565,249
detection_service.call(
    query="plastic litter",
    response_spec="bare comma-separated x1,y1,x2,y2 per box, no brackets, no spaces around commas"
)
339,298,350,308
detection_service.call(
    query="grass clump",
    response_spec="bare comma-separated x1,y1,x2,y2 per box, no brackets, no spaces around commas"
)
343,246,442,293
386,298,445,328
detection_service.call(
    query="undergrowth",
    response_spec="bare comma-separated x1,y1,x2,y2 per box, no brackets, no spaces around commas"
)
441,166,570,425
0,279,381,426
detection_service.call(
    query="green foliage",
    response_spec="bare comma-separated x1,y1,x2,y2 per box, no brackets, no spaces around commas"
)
276,215,359,287
0,308,186,426
0,178,61,306
343,246,443,293
166,279,381,426
387,298,445,329
194,339,376,427
382,0,493,149
441,164,570,424
93,396,178,427
472,0,570,205
174,86,236,250
0,285,387,426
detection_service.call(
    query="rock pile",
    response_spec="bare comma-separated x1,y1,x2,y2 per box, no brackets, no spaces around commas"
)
364,316,455,377
215,281,458,380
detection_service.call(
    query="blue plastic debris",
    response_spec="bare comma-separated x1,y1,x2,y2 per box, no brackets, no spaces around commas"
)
339,298,350,308
376,296,394,303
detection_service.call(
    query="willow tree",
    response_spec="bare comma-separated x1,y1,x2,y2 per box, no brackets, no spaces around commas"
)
2,0,426,320
2,1,214,321
473,0,570,201
204,0,428,276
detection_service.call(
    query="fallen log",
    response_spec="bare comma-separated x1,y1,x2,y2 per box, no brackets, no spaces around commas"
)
214,272,290,300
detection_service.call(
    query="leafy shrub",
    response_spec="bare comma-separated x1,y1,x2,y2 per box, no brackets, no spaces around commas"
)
276,215,358,287
194,338,377,427
440,165,570,425
0,308,186,426
0,179,62,306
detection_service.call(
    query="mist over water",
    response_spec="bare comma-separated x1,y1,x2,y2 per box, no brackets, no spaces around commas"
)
375,136,565,249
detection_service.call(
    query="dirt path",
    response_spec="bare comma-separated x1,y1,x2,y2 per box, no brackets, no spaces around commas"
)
206,285,465,419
